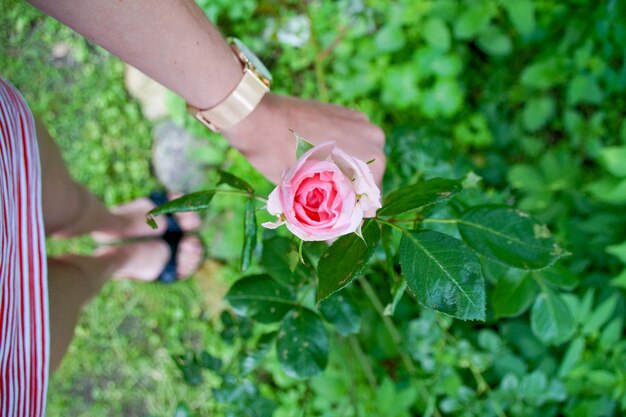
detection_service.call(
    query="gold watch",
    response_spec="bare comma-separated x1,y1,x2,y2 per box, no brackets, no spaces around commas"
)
187,37,273,133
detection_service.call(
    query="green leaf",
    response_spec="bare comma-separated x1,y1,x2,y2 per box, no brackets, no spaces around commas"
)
587,371,617,389
611,269,626,289
174,402,194,417
599,317,623,351
534,265,579,290
374,24,406,53
212,377,275,415
241,199,257,271
173,351,205,386
530,286,575,345
276,309,329,378
241,331,276,375
422,17,451,51
381,65,420,108
522,96,555,132
454,6,494,40
454,113,494,148
316,220,380,303
586,177,626,204
599,146,626,177
607,240,626,263
458,205,569,270
147,190,215,227
477,26,512,56
567,74,603,105
508,164,545,193
218,170,254,193
558,337,585,377
424,79,463,117
520,58,565,89
225,274,296,323
491,272,538,319
582,294,619,335
199,351,222,372
502,0,536,34
399,229,485,320
261,236,300,286
319,292,361,336
291,130,314,159
378,178,462,216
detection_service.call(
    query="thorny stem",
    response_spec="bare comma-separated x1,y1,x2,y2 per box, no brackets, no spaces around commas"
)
359,277,442,417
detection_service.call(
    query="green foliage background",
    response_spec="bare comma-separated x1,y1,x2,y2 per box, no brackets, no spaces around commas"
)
2,0,626,416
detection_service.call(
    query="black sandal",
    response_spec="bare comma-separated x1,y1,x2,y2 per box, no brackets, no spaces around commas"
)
157,226,184,284
149,191,205,284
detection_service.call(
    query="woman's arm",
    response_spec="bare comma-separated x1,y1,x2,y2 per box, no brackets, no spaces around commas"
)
27,0,386,184
27,0,239,109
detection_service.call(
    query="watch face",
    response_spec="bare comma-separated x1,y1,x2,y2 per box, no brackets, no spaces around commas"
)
231,37,273,83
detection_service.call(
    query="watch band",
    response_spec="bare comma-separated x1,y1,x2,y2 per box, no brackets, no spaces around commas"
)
189,68,269,132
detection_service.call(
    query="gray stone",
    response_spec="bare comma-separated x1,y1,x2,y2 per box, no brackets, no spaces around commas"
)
152,122,208,193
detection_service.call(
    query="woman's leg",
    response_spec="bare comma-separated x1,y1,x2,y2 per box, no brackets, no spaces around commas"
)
46,253,119,372
35,119,166,238
36,120,202,371
46,240,174,371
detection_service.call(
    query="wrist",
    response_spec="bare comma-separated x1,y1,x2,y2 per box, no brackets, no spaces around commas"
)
187,38,272,133
222,92,275,148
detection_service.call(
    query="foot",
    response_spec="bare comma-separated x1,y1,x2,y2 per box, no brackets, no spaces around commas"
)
92,194,202,243
96,235,204,282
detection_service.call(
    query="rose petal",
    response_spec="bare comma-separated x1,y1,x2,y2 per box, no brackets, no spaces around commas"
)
284,141,335,182
266,186,283,216
331,147,381,217
261,219,284,229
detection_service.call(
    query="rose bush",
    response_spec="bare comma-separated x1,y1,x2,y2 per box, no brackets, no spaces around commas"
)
262,141,381,241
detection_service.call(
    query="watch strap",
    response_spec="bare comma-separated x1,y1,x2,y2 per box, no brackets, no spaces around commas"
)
189,68,269,132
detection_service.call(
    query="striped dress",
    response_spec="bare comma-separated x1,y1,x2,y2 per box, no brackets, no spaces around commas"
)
0,78,49,417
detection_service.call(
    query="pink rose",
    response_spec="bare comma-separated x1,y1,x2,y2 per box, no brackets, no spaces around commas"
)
263,142,381,241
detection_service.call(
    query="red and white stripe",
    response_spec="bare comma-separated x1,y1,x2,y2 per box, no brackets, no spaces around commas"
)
0,78,49,417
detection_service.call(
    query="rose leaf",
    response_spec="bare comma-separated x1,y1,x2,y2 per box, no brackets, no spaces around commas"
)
316,219,380,303
399,229,486,321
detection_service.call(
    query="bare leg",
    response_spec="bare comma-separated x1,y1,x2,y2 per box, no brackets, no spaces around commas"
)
47,236,204,370
36,120,203,371
35,119,167,238
47,253,120,372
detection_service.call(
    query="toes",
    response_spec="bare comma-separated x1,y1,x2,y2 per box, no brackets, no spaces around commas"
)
168,193,203,231
176,235,204,278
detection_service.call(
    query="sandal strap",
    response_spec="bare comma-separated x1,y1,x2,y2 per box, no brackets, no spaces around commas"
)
158,229,183,284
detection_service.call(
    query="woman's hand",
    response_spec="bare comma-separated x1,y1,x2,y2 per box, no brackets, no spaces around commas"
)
223,93,386,186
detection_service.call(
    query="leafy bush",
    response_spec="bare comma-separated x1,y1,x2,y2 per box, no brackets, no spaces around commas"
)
169,1,626,416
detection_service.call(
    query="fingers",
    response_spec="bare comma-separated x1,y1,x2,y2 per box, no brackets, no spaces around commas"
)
312,101,386,187
223,94,387,188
